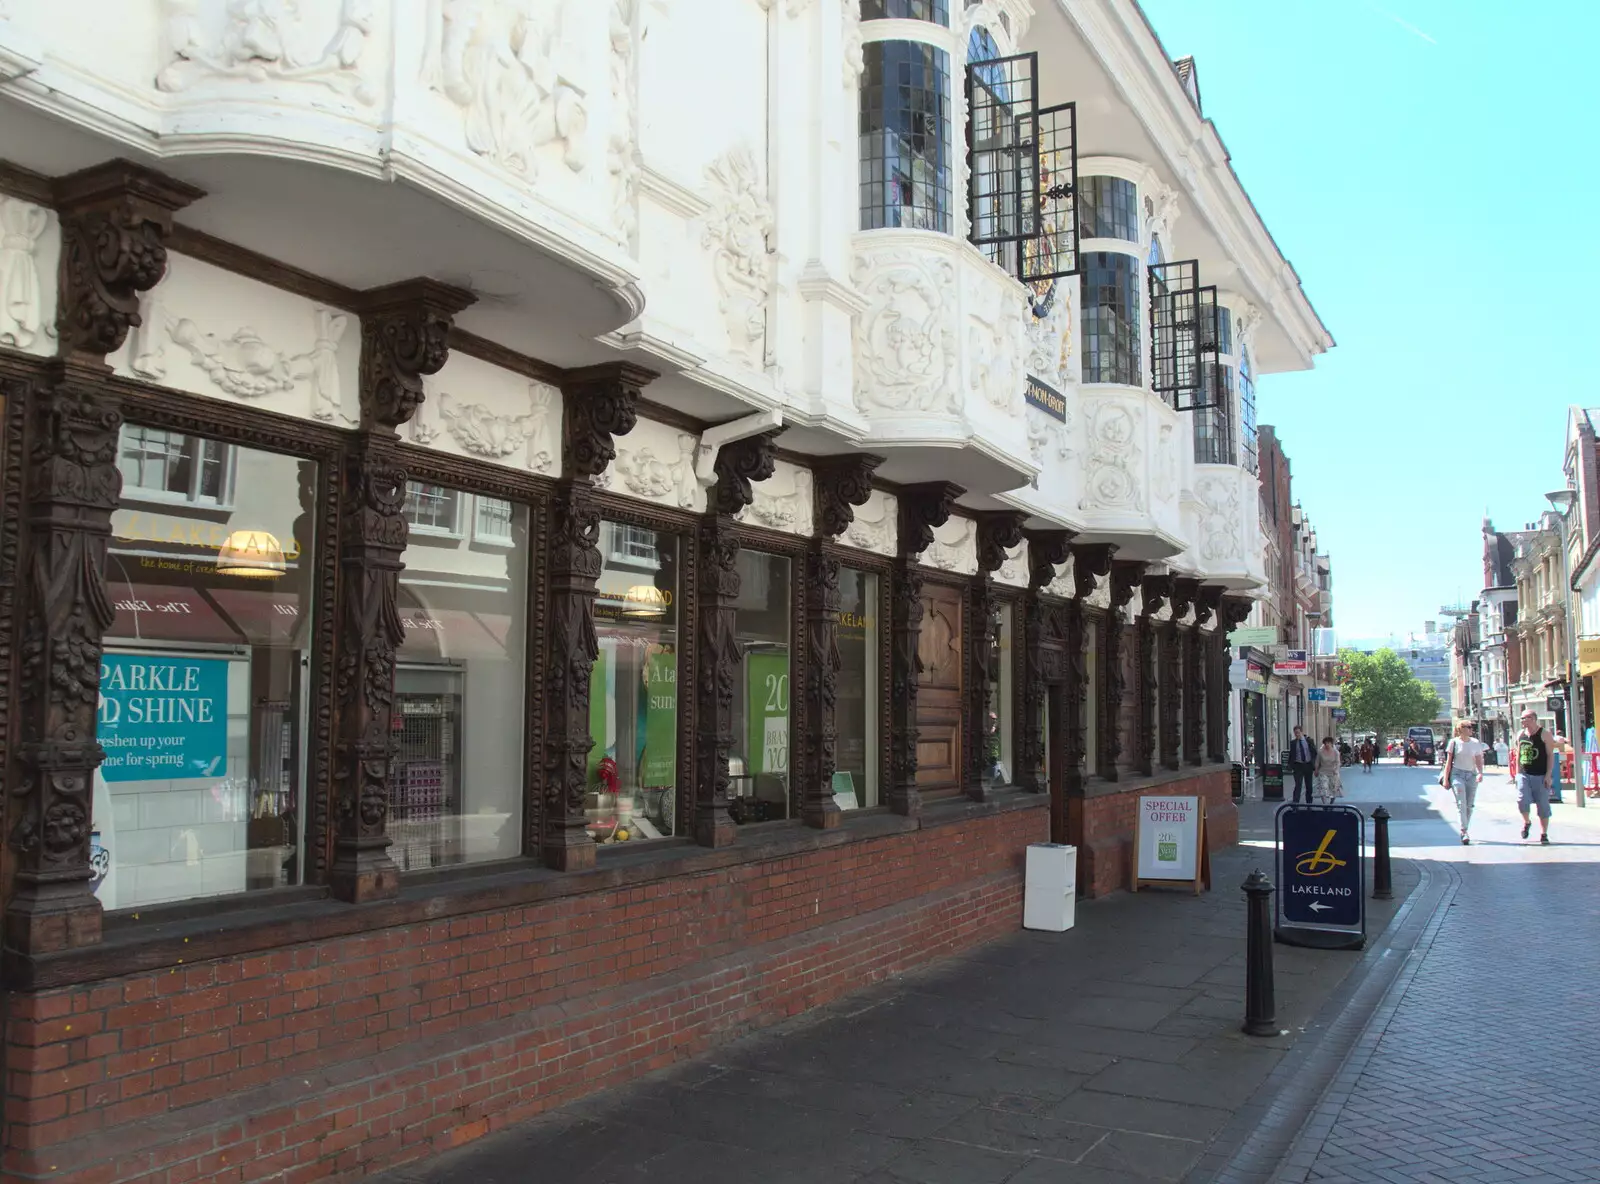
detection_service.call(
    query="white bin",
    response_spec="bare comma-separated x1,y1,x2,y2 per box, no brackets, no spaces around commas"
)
1023,842,1077,932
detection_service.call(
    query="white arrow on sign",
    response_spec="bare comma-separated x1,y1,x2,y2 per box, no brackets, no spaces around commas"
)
1309,902,1330,913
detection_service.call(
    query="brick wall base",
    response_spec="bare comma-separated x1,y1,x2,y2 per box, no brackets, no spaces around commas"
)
1074,767,1238,897
3,804,1047,1184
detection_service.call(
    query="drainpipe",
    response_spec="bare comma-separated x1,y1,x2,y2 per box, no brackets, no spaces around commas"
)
695,409,785,486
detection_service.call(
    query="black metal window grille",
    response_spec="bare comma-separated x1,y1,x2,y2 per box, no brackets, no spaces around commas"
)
1174,283,1222,412
1081,251,1141,385
862,0,949,22
966,51,1037,248
1239,347,1259,475
1077,175,1138,242
860,41,952,232
1193,363,1235,465
1148,259,1204,404
1020,102,1077,284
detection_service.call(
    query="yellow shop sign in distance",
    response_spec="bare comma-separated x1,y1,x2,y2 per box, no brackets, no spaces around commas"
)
1580,638,1600,677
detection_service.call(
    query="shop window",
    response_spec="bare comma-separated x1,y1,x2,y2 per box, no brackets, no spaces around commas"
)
1077,175,1138,242
118,426,233,507
393,485,528,870
983,603,1015,787
835,568,881,809
1081,251,1141,386
404,481,464,538
860,40,952,232
588,521,681,845
730,550,792,823
861,0,948,23
97,429,315,910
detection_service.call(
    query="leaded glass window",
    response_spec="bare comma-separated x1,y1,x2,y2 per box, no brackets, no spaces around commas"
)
862,0,949,22
1081,251,1141,386
1239,347,1259,475
1077,176,1138,242
860,40,952,233
1194,364,1235,465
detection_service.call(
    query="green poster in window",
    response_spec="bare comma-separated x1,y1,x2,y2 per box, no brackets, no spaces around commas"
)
745,651,790,776
641,650,676,787
587,646,612,782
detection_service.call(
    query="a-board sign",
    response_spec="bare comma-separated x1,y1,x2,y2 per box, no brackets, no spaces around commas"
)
1132,795,1210,894
1262,764,1284,800
1275,803,1365,950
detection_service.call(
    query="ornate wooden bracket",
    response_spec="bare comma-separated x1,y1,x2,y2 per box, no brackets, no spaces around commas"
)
708,429,782,516
355,279,475,434
813,454,884,538
1195,583,1224,629
800,543,843,827
974,512,1027,576
1099,560,1145,780
53,161,202,365
1140,573,1173,618
1070,543,1116,600
1026,529,1073,592
5,369,122,953
560,363,655,478
897,481,964,559
1169,577,1199,622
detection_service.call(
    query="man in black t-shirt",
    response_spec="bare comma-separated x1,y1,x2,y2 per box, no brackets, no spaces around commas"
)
1516,709,1554,843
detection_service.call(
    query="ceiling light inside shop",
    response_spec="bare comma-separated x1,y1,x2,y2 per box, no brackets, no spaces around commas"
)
217,530,287,579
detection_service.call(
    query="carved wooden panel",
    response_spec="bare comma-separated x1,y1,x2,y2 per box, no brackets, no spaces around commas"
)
915,581,964,792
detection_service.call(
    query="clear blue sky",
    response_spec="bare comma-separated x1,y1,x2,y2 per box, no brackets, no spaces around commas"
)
1138,0,1595,641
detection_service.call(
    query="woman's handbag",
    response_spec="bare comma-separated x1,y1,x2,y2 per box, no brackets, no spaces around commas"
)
1438,742,1455,788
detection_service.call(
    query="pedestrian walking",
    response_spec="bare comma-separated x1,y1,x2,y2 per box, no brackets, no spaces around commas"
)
1442,719,1486,845
1515,710,1554,844
1288,725,1315,804
1359,738,1374,773
1314,736,1344,803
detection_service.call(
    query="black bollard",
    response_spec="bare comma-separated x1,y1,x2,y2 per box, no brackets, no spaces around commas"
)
1372,806,1392,901
1242,869,1277,1037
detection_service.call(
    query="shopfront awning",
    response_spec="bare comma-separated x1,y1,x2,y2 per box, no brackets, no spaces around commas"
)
105,583,240,645
396,606,512,662
209,588,307,647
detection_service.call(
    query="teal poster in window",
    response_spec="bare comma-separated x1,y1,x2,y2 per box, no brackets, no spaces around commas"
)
96,654,228,783
745,651,790,776
641,649,677,787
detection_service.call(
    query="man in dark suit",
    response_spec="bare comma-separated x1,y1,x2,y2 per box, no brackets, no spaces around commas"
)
1288,725,1316,804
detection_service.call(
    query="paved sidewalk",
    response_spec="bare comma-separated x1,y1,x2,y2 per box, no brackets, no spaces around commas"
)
377,831,1422,1184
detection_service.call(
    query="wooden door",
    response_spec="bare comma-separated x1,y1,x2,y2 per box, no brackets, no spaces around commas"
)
915,582,964,791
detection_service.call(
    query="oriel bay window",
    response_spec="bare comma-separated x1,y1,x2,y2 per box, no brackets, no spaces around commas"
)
393,481,528,870
860,40,952,232
860,0,948,24
834,567,881,810
588,521,681,844
98,429,315,909
1081,252,1141,385
730,549,793,823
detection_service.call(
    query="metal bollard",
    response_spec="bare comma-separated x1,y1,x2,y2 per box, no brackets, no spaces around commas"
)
1242,869,1277,1037
1372,805,1392,901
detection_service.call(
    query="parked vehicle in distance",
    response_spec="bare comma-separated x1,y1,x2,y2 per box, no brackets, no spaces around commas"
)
1407,726,1436,764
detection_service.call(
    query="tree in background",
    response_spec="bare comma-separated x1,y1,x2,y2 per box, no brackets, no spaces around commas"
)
1334,648,1442,750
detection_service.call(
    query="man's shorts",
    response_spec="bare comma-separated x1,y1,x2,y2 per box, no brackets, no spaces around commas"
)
1518,773,1552,820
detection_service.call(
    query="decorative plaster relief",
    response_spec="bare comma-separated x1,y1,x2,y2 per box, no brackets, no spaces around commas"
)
1079,397,1142,512
1046,556,1073,600
431,383,556,472
701,144,774,366
1144,181,1180,246
738,460,811,535
1083,580,1111,611
418,349,564,476
925,516,977,576
1025,286,1071,389
843,488,896,555
1194,472,1243,562
0,196,50,351
158,0,376,102
1235,302,1264,352
614,432,697,508
967,280,1026,416
1027,411,1072,468
421,0,589,179
607,0,639,245
841,0,863,88
995,543,1028,588
852,253,959,414
1154,422,1178,502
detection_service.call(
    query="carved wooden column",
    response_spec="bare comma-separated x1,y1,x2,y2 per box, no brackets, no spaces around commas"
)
1215,595,1253,764
1065,545,1114,794
1018,530,1071,795
328,281,473,902
967,512,1025,801
695,431,782,845
5,163,198,955
1164,579,1196,772
542,365,652,870
1100,560,1143,781
1189,585,1220,766
802,454,883,828
888,482,963,817
1137,574,1171,777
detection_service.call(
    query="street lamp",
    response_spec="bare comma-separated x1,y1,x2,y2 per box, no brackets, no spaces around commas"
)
1545,489,1584,808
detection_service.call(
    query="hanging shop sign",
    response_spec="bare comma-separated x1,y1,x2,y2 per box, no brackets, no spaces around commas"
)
96,653,230,783
1273,649,1309,676
1331,708,1348,722
1024,377,1068,422
1580,638,1600,677
1275,803,1366,949
1547,694,1566,713
1228,626,1280,648
1132,795,1210,894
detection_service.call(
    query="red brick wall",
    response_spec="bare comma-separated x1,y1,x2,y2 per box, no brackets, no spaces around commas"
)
3,805,1046,1184
1075,769,1237,897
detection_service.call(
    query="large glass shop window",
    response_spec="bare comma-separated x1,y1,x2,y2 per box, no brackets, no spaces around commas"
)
834,568,880,810
97,428,315,909
984,605,1014,787
391,482,528,870
729,550,792,823
587,522,680,845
